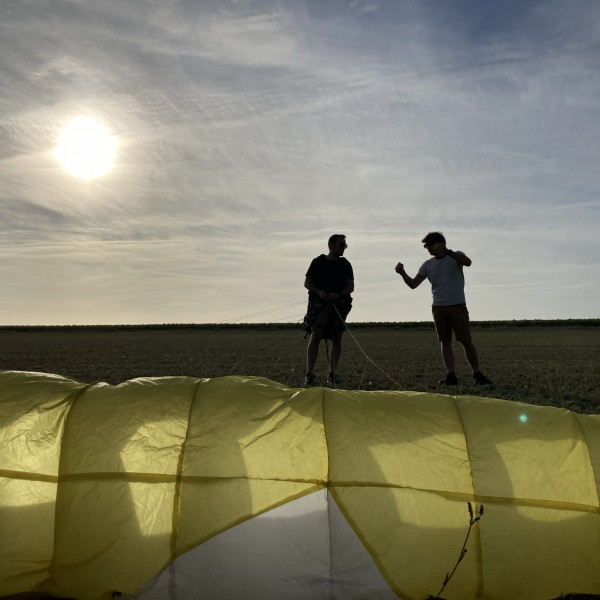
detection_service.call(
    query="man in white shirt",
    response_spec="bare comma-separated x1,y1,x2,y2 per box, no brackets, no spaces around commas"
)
395,231,492,386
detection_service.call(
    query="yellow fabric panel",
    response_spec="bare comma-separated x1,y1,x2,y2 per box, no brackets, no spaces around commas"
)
0,479,57,596
0,371,83,594
331,486,481,600
576,414,600,501
182,379,327,482
2,371,600,600
49,481,175,600
325,389,479,599
0,370,82,475
480,504,600,599
458,395,599,506
176,479,320,554
59,377,196,476
48,377,199,599
324,389,474,494
177,378,326,554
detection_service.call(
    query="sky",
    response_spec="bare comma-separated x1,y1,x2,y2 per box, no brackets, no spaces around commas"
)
1,0,599,325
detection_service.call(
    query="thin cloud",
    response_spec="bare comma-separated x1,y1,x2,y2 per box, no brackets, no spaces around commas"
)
0,0,599,324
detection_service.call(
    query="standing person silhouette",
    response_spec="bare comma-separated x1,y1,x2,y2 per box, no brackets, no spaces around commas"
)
395,231,492,386
303,234,354,386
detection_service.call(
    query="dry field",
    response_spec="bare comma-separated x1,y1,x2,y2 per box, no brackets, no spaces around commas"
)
1,323,598,414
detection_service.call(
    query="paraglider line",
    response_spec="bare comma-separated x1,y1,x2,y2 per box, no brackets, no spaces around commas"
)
226,342,278,375
217,299,402,388
331,303,405,390
221,301,306,323
357,360,369,390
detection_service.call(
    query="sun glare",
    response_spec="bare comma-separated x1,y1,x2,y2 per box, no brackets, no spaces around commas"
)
54,117,118,180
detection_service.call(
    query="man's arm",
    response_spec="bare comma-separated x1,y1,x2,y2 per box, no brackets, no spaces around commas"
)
304,276,354,301
395,263,425,289
447,249,471,266
304,276,328,300
434,243,472,267
341,278,354,297
326,278,354,301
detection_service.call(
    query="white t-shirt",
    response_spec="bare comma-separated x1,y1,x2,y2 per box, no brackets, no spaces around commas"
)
417,252,466,306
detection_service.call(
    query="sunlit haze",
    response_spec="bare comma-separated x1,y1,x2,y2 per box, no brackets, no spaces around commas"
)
0,1,598,325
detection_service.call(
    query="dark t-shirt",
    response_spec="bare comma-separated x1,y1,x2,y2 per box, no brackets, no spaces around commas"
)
306,255,354,296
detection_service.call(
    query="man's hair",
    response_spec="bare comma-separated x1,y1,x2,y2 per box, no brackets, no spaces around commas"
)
328,234,346,247
421,231,446,245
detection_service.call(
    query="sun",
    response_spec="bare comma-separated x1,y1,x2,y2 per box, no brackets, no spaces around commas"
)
54,117,118,180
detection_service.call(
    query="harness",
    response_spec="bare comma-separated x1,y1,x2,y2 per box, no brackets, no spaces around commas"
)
303,296,352,339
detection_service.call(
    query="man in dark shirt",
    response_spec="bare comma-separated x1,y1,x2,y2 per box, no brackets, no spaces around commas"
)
304,234,354,386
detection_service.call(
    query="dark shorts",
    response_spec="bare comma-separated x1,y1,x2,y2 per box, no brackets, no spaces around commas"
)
304,298,351,340
313,304,345,338
432,303,472,343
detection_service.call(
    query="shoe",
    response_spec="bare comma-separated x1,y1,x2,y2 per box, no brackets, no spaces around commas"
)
439,372,458,386
304,372,316,386
326,373,340,386
473,371,493,385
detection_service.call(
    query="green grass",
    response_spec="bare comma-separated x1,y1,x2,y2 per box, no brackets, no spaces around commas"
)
1,323,598,414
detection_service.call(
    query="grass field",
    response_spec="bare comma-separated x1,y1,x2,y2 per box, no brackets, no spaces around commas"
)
1,323,598,414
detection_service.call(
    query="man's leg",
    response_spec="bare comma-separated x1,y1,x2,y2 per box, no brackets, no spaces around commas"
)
330,335,342,374
433,308,459,384
453,306,492,384
460,339,492,384
433,307,456,375
440,339,455,373
460,340,480,373
438,339,458,385
306,327,324,375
